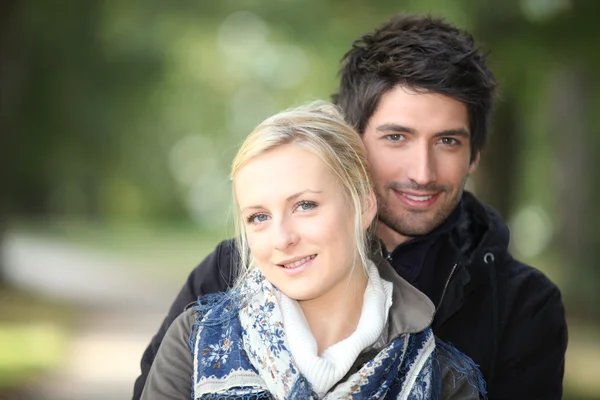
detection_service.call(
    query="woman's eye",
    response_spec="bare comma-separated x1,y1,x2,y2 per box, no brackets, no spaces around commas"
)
296,201,317,212
248,213,269,224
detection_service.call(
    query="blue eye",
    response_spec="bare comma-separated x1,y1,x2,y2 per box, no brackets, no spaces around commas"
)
295,201,317,212
247,213,269,224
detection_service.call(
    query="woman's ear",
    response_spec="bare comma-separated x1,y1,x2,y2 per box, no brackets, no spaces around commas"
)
361,191,377,230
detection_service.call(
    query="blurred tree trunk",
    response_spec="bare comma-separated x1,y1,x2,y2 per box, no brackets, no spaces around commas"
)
0,0,25,285
470,3,526,220
473,96,519,219
550,65,597,314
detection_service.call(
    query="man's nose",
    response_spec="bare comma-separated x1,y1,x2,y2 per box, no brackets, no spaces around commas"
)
406,143,437,186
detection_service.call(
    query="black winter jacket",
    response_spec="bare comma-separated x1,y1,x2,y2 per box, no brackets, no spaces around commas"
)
133,192,567,400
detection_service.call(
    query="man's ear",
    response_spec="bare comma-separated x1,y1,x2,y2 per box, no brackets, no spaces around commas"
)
468,151,481,175
362,191,377,230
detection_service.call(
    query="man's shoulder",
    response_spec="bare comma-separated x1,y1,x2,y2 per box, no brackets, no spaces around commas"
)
492,255,564,328
195,237,237,269
460,193,561,296
212,237,237,257
188,238,239,294
497,254,561,297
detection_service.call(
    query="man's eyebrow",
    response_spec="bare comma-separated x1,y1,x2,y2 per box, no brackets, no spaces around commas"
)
376,124,416,134
240,190,323,213
433,128,470,138
377,124,470,139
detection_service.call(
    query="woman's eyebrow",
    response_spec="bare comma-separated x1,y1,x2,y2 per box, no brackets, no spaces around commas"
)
241,189,323,212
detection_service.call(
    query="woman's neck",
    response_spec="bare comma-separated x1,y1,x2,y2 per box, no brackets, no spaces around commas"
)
298,267,368,354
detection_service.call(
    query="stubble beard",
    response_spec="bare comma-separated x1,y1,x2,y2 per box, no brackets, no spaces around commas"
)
375,184,464,238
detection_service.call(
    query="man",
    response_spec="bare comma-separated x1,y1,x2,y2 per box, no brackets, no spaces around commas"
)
133,14,567,400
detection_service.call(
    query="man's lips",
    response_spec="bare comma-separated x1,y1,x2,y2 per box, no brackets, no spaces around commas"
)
392,189,441,208
277,254,317,269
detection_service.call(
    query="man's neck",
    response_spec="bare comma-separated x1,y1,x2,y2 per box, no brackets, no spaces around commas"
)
377,222,411,252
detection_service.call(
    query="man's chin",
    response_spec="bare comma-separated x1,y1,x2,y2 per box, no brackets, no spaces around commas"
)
396,227,433,238
380,213,443,238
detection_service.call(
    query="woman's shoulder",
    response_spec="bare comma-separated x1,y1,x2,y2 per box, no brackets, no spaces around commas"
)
141,308,198,399
187,290,248,345
190,290,245,322
173,307,199,333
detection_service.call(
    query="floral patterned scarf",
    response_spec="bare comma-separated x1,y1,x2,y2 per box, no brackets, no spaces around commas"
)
189,269,472,399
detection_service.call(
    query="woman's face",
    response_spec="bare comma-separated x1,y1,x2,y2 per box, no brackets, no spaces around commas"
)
234,143,372,302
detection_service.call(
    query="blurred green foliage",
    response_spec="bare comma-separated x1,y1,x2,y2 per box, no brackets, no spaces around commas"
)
2,0,600,397
10,0,600,305
0,286,75,392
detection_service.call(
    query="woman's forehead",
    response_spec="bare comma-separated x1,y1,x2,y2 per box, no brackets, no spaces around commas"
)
234,145,339,209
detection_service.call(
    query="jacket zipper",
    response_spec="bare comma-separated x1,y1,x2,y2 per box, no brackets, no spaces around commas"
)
436,263,458,312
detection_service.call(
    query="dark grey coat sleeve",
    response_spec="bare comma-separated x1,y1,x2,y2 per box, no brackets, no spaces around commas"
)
439,350,482,400
140,309,197,400
441,366,481,400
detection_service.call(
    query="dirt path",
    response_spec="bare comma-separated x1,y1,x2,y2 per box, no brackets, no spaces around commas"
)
2,233,192,400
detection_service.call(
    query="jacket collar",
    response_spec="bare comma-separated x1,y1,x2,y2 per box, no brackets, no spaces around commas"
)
454,191,510,265
368,192,510,335
433,192,509,328
372,253,435,342
382,200,464,284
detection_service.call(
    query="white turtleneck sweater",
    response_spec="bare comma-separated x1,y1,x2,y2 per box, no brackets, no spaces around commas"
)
277,261,393,397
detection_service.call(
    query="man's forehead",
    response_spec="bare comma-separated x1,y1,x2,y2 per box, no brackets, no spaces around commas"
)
367,86,469,134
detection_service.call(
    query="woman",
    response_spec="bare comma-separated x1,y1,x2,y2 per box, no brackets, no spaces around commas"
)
141,102,485,399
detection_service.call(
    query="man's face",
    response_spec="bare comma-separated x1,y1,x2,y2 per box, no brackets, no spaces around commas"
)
362,85,478,249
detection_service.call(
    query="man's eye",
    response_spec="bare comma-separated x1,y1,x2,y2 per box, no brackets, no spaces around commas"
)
440,137,459,146
386,134,404,142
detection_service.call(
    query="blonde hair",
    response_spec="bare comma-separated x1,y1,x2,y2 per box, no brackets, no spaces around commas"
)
231,101,375,284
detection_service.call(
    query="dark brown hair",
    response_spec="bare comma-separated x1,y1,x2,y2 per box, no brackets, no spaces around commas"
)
332,14,497,161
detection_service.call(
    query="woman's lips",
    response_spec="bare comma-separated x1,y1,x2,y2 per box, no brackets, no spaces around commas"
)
277,254,317,275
